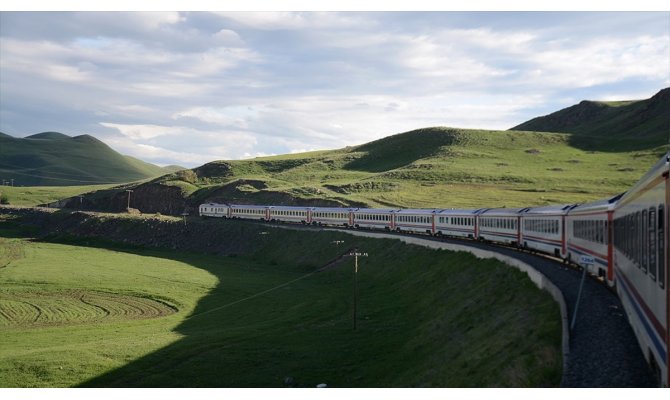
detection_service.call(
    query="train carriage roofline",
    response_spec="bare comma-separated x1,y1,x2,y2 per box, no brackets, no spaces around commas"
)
522,204,578,216
435,208,481,216
567,193,624,215
394,208,442,215
616,151,669,207
307,207,357,212
354,208,399,214
479,207,526,216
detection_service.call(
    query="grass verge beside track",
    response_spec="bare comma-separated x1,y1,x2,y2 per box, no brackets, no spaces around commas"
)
0,216,562,387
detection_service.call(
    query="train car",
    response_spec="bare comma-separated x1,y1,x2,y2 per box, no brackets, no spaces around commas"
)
477,208,523,245
352,208,395,230
434,209,482,239
393,209,439,234
199,202,230,218
566,195,621,282
270,205,312,224
229,204,271,221
309,207,354,227
612,153,669,386
521,204,576,258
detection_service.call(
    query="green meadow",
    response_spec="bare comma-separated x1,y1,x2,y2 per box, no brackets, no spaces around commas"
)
0,184,117,207
164,128,667,209
0,218,561,387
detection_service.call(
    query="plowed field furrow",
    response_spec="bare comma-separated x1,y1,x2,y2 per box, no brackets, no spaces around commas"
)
0,290,178,328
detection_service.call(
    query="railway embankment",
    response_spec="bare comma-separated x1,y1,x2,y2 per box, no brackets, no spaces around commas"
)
0,205,656,386
323,228,658,387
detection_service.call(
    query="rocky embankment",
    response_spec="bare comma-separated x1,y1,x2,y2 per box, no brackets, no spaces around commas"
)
0,206,262,256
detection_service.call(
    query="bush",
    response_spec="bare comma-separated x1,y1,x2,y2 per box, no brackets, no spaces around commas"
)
0,193,9,205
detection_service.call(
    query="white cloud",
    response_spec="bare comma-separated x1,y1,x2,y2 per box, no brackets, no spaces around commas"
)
214,11,369,30
100,122,186,140
1,11,669,167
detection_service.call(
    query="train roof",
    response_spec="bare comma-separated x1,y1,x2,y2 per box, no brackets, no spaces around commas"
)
394,208,441,215
309,207,357,212
354,208,399,214
229,204,270,209
200,202,226,207
616,151,669,207
479,207,526,217
436,208,486,216
270,205,313,210
567,193,624,215
522,204,577,216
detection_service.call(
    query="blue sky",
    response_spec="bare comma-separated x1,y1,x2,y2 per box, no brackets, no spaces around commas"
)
1,10,669,167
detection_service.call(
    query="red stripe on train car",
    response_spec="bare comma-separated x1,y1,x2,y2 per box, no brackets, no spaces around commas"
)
569,242,608,261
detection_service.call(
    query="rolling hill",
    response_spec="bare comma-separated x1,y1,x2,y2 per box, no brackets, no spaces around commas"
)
510,87,670,151
59,126,667,214
17,88,669,213
0,132,184,186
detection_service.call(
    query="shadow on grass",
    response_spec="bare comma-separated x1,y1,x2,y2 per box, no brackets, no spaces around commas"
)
14,232,371,388
0,222,564,388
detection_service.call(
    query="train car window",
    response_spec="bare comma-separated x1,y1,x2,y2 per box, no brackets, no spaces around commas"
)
635,211,641,269
627,214,635,261
649,208,657,281
642,210,648,273
598,220,603,244
658,205,665,289
640,210,649,272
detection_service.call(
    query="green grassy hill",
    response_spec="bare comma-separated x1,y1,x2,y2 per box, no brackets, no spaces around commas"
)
0,132,184,186
510,88,670,151
64,126,667,214
0,214,561,387
17,88,669,212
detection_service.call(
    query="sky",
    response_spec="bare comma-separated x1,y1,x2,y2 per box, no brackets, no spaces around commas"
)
1,9,669,167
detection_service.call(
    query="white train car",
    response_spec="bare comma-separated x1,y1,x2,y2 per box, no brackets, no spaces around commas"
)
521,205,576,258
434,209,481,239
477,208,523,245
352,208,395,230
566,195,621,281
394,209,438,234
229,204,270,221
270,205,311,224
310,207,354,227
199,202,230,218
612,153,669,386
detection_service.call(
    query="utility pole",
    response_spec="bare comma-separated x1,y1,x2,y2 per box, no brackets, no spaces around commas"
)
10,179,14,187
348,249,368,331
125,189,133,210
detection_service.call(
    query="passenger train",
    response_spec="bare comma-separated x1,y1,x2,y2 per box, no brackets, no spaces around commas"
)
200,152,670,387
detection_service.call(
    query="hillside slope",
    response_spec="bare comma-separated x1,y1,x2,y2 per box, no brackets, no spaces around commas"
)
60,127,668,214
0,132,183,186
510,88,670,150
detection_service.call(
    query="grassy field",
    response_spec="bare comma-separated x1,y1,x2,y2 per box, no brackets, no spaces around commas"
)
14,127,665,214
159,127,667,209
0,184,117,207
0,218,561,387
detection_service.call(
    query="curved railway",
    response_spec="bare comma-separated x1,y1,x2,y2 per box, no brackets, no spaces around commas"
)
200,152,670,387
